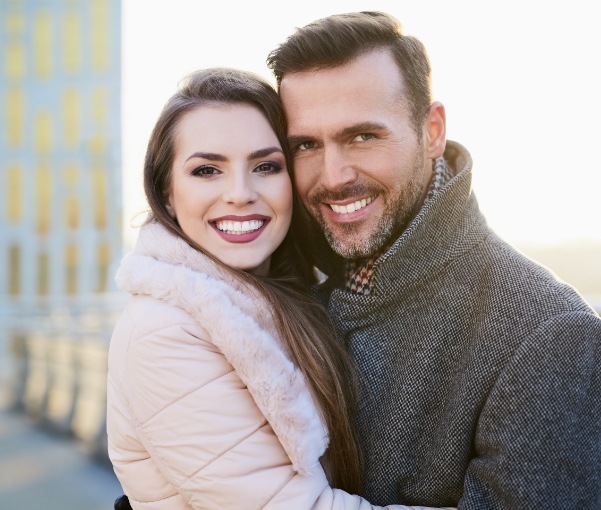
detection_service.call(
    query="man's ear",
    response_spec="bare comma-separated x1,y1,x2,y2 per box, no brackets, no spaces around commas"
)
425,101,446,159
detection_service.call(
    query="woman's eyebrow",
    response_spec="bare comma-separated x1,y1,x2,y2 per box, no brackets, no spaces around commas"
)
185,147,282,163
248,146,283,160
185,151,227,163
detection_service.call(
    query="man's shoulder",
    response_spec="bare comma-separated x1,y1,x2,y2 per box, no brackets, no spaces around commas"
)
376,228,597,326
478,233,595,312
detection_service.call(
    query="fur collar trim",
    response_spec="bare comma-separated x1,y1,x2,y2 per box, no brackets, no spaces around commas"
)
116,221,328,474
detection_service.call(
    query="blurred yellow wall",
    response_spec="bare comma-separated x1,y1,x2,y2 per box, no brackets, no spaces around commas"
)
1,0,122,311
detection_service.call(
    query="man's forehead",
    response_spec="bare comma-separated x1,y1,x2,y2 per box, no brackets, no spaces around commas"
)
280,55,404,113
281,80,406,138
280,48,402,88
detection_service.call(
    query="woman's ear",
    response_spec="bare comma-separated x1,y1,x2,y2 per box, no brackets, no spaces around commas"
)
166,202,176,218
425,101,446,159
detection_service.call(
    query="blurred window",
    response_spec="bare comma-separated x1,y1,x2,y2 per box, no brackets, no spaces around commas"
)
34,11,52,78
7,163,22,223
63,11,81,73
91,0,109,71
36,164,51,235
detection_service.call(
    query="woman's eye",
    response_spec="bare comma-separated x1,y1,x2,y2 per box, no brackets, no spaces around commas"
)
254,161,282,174
191,165,220,177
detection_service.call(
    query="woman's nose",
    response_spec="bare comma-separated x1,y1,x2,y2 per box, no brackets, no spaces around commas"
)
221,171,258,205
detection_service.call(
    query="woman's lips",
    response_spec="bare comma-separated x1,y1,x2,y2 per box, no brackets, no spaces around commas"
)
210,215,270,243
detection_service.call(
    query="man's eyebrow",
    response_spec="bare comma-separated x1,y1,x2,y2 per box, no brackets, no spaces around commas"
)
287,122,388,147
338,121,387,138
287,135,312,147
185,152,227,163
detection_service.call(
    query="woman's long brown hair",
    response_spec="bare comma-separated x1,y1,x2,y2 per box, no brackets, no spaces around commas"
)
142,68,362,492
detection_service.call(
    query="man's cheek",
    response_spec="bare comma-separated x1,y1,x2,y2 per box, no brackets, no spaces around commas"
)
293,173,313,201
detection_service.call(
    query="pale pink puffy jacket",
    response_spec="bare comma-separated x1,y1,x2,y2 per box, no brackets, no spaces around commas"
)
107,222,452,510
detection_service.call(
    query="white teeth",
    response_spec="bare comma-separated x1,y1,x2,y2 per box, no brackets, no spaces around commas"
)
330,196,373,215
215,219,264,234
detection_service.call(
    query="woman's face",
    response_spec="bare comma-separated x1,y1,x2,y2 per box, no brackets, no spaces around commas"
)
168,103,292,275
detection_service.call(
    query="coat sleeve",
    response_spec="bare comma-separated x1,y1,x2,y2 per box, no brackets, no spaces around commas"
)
266,471,455,510
122,317,302,509
460,312,601,508
121,314,455,510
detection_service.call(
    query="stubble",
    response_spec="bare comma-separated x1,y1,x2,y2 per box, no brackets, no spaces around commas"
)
308,152,427,260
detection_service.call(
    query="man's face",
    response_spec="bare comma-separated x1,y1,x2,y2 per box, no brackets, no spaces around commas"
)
280,48,443,260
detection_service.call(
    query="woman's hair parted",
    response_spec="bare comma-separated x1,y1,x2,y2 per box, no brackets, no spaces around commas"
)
143,68,363,492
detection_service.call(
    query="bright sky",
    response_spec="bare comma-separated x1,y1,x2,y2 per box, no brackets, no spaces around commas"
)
121,0,600,249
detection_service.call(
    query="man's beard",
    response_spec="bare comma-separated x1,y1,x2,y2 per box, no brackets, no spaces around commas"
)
307,155,427,260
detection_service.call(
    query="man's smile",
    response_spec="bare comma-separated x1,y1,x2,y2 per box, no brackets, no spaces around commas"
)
327,196,374,215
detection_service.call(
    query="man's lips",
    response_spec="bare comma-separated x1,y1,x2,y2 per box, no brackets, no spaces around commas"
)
326,196,374,215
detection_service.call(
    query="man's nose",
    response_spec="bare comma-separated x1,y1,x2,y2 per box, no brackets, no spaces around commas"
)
320,147,358,191
222,172,258,205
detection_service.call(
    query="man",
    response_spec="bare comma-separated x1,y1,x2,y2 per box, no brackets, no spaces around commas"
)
267,11,601,509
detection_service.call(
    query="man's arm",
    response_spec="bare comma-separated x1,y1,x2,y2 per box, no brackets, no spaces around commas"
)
461,311,601,509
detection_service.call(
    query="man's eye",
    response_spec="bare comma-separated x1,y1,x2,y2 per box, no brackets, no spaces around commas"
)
297,141,316,151
353,133,375,142
254,162,283,174
191,165,220,177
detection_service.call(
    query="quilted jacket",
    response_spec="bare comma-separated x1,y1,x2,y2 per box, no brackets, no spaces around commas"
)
106,221,450,510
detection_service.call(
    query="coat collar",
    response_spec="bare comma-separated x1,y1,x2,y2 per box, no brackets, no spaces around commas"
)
318,141,491,312
116,221,328,474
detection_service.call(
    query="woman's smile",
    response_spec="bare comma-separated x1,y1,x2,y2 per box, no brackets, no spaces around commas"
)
211,214,270,242
168,103,292,275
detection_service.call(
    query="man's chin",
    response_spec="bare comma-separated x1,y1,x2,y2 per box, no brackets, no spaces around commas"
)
325,233,373,260
323,220,395,260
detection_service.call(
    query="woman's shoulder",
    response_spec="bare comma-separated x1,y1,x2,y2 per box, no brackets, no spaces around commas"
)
111,295,213,357
124,293,197,329
108,295,225,398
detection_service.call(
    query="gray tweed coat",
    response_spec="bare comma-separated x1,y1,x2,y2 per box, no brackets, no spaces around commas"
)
316,141,601,509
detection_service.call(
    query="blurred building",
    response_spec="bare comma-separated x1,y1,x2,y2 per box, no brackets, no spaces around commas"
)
0,0,123,453
1,0,122,310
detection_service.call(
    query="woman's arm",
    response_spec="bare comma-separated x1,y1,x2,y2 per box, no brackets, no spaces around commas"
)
110,299,454,510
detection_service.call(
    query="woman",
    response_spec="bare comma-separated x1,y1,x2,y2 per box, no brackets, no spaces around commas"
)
107,68,451,510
